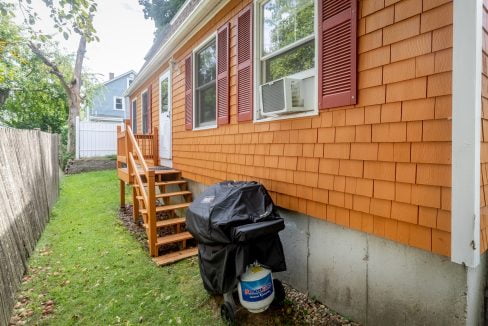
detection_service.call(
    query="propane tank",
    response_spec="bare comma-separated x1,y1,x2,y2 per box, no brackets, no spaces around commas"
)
237,263,275,313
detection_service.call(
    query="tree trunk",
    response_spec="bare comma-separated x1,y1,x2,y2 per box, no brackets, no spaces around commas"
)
67,95,78,155
67,36,87,154
0,88,10,106
28,36,87,155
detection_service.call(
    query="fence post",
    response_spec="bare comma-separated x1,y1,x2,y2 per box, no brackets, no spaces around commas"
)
132,187,139,222
125,124,133,184
116,125,121,169
75,116,80,159
119,180,125,208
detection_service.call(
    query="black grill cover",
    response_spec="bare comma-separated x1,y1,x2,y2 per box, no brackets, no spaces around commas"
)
186,181,286,294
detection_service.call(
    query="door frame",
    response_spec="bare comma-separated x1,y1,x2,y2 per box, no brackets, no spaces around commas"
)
159,69,173,166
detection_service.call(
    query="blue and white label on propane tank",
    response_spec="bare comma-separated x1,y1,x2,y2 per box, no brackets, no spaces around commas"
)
240,273,273,302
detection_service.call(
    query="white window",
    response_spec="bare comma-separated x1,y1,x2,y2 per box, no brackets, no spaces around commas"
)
131,99,137,133
141,90,149,134
255,0,317,121
114,96,124,110
193,35,217,129
160,76,169,114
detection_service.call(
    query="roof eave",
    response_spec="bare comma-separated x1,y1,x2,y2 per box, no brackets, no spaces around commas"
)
104,70,136,86
125,0,230,97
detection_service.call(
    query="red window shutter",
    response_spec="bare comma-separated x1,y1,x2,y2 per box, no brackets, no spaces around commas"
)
319,0,358,109
185,54,193,130
147,84,152,132
217,22,230,125
237,5,253,122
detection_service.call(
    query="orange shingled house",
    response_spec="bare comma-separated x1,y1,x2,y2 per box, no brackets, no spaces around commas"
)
117,0,488,324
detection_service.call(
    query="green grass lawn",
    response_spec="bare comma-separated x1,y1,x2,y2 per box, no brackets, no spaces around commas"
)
12,170,223,326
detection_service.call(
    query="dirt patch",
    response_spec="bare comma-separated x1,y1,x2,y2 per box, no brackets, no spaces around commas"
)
118,206,360,326
118,205,148,251
118,205,197,255
65,157,116,174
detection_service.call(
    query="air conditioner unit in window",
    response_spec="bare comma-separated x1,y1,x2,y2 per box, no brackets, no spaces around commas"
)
259,77,310,116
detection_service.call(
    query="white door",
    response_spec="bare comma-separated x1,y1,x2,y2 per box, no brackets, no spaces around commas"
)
159,70,172,166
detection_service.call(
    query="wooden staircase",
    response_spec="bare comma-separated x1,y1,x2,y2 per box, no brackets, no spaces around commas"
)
117,120,198,266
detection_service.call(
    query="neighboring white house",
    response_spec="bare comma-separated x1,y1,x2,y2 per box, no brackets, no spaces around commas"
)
87,70,136,122
76,71,135,158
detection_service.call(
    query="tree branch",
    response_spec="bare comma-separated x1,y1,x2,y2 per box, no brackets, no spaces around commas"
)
27,42,71,95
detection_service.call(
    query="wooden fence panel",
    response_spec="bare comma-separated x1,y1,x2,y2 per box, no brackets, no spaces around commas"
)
0,128,60,326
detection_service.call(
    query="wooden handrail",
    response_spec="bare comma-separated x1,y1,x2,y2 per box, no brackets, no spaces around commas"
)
123,119,157,256
146,170,157,256
128,152,148,204
153,127,159,166
126,125,149,173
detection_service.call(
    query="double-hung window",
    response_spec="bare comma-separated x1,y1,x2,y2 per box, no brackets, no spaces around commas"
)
131,99,137,133
194,37,217,129
256,0,317,120
114,96,124,111
141,90,149,134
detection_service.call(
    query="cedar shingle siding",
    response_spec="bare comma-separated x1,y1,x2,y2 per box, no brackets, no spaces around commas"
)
130,0,454,257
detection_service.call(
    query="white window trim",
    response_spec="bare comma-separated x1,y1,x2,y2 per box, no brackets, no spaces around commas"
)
141,88,149,134
253,0,319,123
113,96,125,111
159,70,172,115
131,98,137,132
159,69,173,160
192,32,218,131
127,76,134,88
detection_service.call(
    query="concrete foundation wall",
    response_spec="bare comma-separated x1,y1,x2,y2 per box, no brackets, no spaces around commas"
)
187,180,486,325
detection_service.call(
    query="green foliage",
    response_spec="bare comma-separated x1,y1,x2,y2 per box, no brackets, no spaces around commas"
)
0,15,68,133
16,0,98,42
81,72,103,116
266,41,314,82
59,125,74,169
0,13,101,166
0,14,99,134
138,0,186,34
14,170,223,325
262,0,314,54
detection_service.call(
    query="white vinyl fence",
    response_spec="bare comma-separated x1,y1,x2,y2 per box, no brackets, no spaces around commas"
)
75,116,122,159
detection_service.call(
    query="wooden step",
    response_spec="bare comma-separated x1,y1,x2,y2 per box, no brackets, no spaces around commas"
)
134,180,187,188
155,231,193,247
143,217,186,229
137,190,192,201
155,180,187,187
149,169,181,175
140,202,191,215
122,167,181,176
152,247,198,266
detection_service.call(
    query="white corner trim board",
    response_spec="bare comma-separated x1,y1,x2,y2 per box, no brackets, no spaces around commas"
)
451,0,482,267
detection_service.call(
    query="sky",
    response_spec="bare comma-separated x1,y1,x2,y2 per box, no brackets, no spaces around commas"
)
15,0,155,82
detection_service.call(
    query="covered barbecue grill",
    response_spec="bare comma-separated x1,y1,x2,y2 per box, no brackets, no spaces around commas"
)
186,181,287,322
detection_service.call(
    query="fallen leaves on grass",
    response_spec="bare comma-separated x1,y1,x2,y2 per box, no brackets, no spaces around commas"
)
41,300,54,316
118,204,360,326
39,247,52,256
